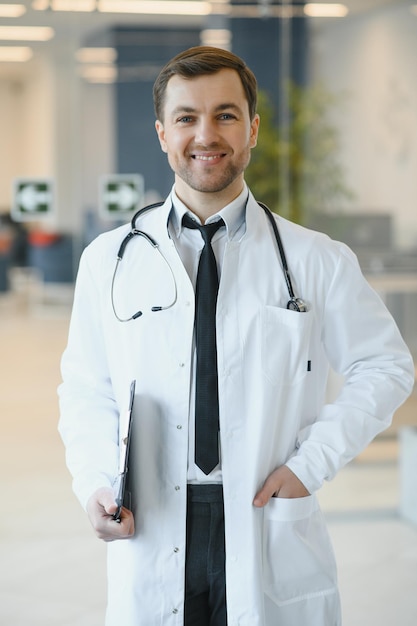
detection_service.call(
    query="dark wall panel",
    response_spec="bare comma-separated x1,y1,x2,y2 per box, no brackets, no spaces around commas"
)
114,28,201,198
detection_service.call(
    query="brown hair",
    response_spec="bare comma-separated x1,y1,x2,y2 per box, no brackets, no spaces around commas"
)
153,46,258,122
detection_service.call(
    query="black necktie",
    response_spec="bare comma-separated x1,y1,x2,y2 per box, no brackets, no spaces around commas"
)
182,213,225,474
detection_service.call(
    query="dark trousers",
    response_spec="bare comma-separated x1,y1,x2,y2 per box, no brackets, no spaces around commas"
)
185,485,227,626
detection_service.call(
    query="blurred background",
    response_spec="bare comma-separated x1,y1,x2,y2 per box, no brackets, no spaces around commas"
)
0,1,416,625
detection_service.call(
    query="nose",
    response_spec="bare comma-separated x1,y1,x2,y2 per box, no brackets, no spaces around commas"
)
194,117,220,146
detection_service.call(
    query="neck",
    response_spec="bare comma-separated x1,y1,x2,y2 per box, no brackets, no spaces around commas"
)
174,178,244,223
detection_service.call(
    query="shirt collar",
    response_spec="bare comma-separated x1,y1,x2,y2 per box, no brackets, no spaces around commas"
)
169,183,248,240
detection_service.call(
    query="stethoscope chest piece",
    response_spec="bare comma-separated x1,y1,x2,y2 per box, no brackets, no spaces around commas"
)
287,297,308,312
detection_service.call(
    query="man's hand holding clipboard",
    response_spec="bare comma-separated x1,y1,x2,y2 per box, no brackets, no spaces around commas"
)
113,379,136,523
85,379,135,540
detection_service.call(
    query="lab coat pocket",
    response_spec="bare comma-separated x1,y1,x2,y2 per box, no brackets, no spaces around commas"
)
261,307,313,385
263,494,337,606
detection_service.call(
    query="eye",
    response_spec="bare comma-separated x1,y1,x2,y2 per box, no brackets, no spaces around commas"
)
218,113,237,121
177,115,194,124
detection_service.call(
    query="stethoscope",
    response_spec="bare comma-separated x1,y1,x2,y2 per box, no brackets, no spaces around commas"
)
111,200,307,322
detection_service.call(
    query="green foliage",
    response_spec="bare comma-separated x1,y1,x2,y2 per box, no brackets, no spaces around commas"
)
245,82,354,224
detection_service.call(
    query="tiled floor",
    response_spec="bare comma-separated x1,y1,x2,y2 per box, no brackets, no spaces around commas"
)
1,287,416,625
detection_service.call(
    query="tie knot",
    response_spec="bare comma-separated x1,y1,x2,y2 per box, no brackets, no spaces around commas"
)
182,214,224,244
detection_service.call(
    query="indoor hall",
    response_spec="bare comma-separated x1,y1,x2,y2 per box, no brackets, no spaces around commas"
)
1,1,417,625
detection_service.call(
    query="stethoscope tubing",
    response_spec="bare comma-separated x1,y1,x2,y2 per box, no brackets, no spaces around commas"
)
112,199,307,320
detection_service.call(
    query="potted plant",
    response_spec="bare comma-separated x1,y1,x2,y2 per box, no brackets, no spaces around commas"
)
246,82,354,225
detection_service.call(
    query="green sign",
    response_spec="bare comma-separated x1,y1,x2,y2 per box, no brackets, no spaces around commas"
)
100,174,144,219
12,178,54,221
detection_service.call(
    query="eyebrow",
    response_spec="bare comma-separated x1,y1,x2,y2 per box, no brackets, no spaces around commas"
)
171,102,244,118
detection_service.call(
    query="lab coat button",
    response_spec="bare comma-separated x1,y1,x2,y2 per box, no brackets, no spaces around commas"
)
172,608,179,614
173,547,179,553
176,424,182,430
179,362,185,368
175,485,180,491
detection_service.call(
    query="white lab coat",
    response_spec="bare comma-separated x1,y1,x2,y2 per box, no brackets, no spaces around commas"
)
58,192,414,626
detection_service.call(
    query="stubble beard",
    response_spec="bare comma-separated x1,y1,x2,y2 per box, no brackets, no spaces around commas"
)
173,147,252,194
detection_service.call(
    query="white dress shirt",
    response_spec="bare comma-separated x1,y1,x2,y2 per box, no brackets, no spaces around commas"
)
168,184,248,484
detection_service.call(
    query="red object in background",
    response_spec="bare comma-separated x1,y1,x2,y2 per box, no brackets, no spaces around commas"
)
28,231,61,247
0,232,12,254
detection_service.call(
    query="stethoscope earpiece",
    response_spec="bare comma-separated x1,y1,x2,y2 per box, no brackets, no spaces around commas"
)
111,202,178,322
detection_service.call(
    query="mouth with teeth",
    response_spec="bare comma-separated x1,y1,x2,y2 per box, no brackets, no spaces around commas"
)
191,152,227,164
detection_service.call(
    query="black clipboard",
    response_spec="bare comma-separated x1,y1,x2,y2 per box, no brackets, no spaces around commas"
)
113,379,136,522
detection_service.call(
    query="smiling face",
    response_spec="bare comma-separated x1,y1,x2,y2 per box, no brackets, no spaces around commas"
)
155,68,259,215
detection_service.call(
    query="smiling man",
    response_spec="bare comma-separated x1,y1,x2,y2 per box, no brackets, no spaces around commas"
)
58,47,414,626
154,66,259,215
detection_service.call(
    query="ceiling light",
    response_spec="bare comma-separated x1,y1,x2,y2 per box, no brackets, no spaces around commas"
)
75,47,117,63
0,46,33,62
227,4,302,18
31,1,49,9
79,64,118,83
0,4,26,17
32,0,95,8
0,26,54,41
98,1,212,15
50,0,96,10
304,3,348,17
201,29,232,48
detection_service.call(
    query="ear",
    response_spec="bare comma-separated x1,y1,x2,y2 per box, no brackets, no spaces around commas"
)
249,113,260,149
155,120,168,153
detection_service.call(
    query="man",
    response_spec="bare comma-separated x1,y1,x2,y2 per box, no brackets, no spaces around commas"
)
58,46,414,626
